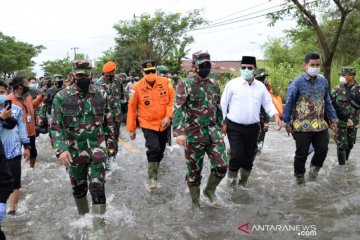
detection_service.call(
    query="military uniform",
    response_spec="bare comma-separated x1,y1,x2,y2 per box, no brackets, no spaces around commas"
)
173,51,227,209
102,62,123,158
331,67,360,164
51,61,115,215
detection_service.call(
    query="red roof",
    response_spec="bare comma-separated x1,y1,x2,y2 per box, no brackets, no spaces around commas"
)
181,60,241,73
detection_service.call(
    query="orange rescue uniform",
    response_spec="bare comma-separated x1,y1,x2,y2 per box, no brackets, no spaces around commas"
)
126,76,175,132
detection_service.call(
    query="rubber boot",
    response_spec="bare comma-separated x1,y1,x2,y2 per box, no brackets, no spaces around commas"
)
74,196,89,215
308,164,321,179
238,169,251,187
295,174,305,185
188,186,200,211
92,204,106,231
345,149,351,161
29,157,36,168
337,149,346,165
147,162,159,191
227,170,238,187
203,174,222,208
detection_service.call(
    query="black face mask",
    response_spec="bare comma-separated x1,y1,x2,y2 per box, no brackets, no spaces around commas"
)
198,67,211,78
107,75,114,81
257,76,266,82
22,86,29,95
76,78,91,90
56,81,63,88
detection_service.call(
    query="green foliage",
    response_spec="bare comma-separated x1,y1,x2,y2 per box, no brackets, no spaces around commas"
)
0,32,44,79
41,57,73,77
112,9,206,75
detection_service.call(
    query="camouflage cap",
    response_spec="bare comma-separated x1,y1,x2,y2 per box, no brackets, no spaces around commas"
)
53,74,64,81
192,51,210,65
157,65,169,74
256,68,269,77
340,67,356,75
72,60,92,75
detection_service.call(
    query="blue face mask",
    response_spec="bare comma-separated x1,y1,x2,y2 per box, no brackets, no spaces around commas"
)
0,95,6,104
241,69,254,80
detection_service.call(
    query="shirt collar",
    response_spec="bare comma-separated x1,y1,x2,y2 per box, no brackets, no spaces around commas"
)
303,72,317,81
239,76,256,86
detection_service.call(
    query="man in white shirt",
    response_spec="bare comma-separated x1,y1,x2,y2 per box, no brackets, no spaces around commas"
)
221,56,282,187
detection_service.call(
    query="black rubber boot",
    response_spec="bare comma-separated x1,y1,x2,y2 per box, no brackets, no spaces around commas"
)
345,149,351,161
337,149,346,165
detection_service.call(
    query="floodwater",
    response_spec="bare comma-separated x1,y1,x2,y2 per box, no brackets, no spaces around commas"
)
2,124,360,240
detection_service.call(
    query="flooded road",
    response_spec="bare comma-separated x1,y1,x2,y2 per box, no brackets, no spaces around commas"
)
2,124,360,240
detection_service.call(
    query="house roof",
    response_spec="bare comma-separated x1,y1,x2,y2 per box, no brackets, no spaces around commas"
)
181,60,241,73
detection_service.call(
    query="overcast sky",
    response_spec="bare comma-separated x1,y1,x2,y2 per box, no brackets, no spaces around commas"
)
0,0,296,76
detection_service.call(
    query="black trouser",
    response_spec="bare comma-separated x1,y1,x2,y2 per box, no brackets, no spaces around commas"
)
29,135,37,158
292,129,329,176
142,128,168,162
227,120,260,171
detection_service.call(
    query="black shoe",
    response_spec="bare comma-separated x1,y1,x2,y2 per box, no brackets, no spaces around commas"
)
7,210,16,216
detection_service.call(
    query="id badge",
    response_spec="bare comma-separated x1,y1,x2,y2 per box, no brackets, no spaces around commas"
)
27,115,32,123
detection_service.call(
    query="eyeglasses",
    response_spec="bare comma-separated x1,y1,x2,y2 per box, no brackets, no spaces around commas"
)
144,69,156,74
241,66,254,70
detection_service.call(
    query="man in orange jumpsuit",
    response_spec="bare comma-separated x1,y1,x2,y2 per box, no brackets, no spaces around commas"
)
126,60,175,191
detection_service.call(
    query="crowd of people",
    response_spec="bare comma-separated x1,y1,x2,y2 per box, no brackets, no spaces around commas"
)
0,50,359,236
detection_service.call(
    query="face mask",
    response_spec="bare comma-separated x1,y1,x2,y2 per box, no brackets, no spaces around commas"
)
29,83,38,89
107,75,114,81
307,67,320,77
339,76,346,84
46,82,52,88
146,73,156,82
56,81,63,88
76,78,91,90
198,67,211,78
22,86,29,95
0,95,6,104
241,69,254,80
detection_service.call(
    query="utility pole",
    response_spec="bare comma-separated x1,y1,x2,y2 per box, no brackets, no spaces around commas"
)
70,47,79,60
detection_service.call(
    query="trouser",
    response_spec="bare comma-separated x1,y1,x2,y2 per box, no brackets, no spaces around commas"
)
69,161,106,204
335,126,357,151
227,120,260,172
166,126,172,146
7,156,22,189
142,128,168,162
113,122,121,157
184,139,228,187
29,136,37,158
292,129,329,176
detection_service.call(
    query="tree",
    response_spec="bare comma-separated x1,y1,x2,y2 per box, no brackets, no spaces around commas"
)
0,32,44,80
112,9,206,74
268,0,358,85
41,57,73,77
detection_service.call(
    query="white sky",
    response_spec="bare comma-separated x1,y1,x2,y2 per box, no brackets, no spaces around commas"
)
0,0,296,77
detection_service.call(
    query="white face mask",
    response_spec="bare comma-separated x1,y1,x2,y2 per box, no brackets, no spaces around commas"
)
339,76,346,84
307,67,320,77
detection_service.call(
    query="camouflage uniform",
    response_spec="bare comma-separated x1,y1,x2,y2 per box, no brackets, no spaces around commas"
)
255,68,271,148
102,76,123,157
173,51,227,209
51,61,115,208
331,67,360,164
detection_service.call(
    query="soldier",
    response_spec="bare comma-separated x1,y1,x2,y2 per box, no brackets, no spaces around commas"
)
124,75,136,101
51,60,116,226
331,67,360,165
255,68,271,152
126,60,174,191
171,74,181,90
102,61,123,168
173,51,228,210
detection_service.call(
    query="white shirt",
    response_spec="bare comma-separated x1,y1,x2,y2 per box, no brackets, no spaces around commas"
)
220,76,278,125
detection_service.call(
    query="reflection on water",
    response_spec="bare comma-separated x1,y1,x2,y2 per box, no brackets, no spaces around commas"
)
2,126,360,239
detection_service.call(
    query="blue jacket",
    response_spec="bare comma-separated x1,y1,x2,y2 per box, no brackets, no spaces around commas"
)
0,104,30,159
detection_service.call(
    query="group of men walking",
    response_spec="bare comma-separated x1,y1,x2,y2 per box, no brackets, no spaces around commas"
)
1,50,359,235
